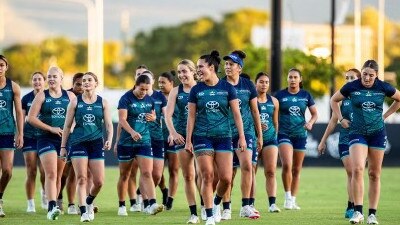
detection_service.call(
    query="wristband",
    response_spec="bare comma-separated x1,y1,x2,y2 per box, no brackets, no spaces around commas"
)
61,147,66,149
339,118,344,122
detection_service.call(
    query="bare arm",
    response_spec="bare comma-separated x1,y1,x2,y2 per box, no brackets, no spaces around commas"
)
230,99,246,151
12,82,24,148
103,99,113,150
249,98,262,151
27,91,60,135
118,109,141,141
184,102,196,153
304,105,318,131
317,111,339,155
113,124,122,156
60,97,77,157
165,87,184,145
272,97,279,136
383,89,400,120
330,91,347,128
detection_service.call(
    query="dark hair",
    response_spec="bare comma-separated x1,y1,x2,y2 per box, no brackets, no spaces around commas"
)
288,67,303,88
240,73,251,80
72,72,84,84
135,74,151,86
31,71,46,80
136,64,148,70
160,71,175,83
141,70,154,78
83,72,98,83
346,68,361,79
255,72,270,82
0,55,8,67
199,50,221,73
231,50,246,60
362,60,379,73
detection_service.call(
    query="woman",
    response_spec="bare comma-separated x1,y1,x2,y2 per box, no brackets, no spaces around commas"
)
331,60,400,224
165,59,199,223
158,72,178,210
60,72,113,222
0,55,24,217
116,75,163,216
21,71,47,213
318,68,360,219
185,50,246,225
275,68,318,210
255,72,281,213
27,66,75,220
220,50,262,220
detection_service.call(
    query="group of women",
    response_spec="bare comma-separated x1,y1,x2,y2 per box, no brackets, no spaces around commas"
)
0,52,398,225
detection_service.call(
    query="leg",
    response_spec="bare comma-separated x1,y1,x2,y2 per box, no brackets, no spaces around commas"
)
262,145,279,209
178,150,197,206
127,159,139,200
350,144,368,207
71,158,88,208
166,152,179,209
0,150,14,195
291,150,305,197
23,152,38,201
137,157,155,199
88,160,105,197
66,167,76,206
367,148,384,210
117,161,133,202
235,149,252,202
40,152,58,210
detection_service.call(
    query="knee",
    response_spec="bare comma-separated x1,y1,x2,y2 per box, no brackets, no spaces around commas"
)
183,172,195,182
1,169,12,180
92,179,104,189
77,175,88,186
240,162,252,174
119,173,130,182
141,170,152,179
265,169,276,179
201,172,214,184
352,165,364,177
218,175,232,187
281,163,291,173
292,167,301,178
368,170,380,182
27,169,37,180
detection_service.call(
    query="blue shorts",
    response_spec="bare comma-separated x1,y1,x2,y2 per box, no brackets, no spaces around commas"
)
193,135,233,157
37,137,62,157
117,144,153,162
277,133,307,151
252,144,258,165
70,138,104,160
22,137,38,153
338,144,350,159
0,135,15,150
233,135,254,168
151,140,165,160
349,129,387,150
263,138,278,148
164,141,177,154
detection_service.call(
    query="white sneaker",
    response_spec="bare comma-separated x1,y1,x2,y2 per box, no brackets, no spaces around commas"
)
187,214,200,224
67,205,78,215
27,201,36,213
212,205,221,223
366,214,379,224
201,206,207,221
221,209,231,220
143,205,150,214
0,200,5,217
292,202,301,210
130,203,141,212
87,204,95,221
284,198,293,210
148,203,164,215
40,189,48,210
268,204,281,213
239,205,260,219
118,206,128,216
250,205,260,214
205,217,215,225
47,206,61,220
349,211,364,224
80,212,90,222
137,194,143,210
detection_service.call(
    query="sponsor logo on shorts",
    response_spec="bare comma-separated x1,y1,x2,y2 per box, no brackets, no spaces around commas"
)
194,144,207,149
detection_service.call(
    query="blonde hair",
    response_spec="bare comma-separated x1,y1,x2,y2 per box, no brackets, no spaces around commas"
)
47,66,64,77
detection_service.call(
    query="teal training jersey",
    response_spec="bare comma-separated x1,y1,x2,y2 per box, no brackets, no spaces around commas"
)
37,89,70,138
69,95,104,145
148,91,167,141
21,91,38,138
338,98,352,145
0,78,15,135
258,94,276,141
175,84,190,135
188,80,237,138
223,76,258,137
340,79,396,135
275,88,315,138
118,91,154,146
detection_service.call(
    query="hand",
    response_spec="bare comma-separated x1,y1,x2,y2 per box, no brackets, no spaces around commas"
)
131,131,142,142
113,144,118,157
145,111,156,122
184,141,193,154
103,140,111,151
256,137,263,153
261,123,268,131
340,119,350,129
50,127,63,137
317,142,326,155
60,147,67,160
15,134,24,149
238,136,247,152
169,132,185,146
304,122,313,131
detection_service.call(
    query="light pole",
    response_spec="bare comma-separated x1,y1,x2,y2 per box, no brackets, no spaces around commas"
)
354,0,361,70
378,0,385,80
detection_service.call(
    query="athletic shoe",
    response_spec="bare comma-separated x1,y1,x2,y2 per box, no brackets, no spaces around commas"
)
27,201,36,213
205,217,215,225
67,205,78,215
118,206,128,216
349,211,364,224
250,205,260,214
212,204,221,223
221,209,231,220
283,198,293,210
239,205,260,219
268,204,281,213
143,206,150,214
87,204,95,221
186,214,200,224
345,208,354,218
366,214,379,224
148,203,164,215
56,199,64,214
80,212,90,222
40,189,48,210
0,200,5,217
47,206,61,220
130,203,141,212
201,206,207,221
292,202,301,210
137,194,143,210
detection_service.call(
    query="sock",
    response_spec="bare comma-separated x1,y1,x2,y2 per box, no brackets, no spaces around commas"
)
162,188,169,205
86,194,96,205
189,205,197,216
222,202,230,210
268,197,276,206
79,205,86,215
200,196,204,206
242,198,250,207
205,208,213,218
249,198,255,206
0,192,3,199
166,197,174,209
285,191,291,199
28,199,35,205
149,199,156,206
369,208,377,216
143,199,149,208
48,200,56,212
351,202,354,208
354,205,363,214
119,201,125,207
57,193,63,200
213,195,222,205
130,199,137,206
136,188,141,195
347,201,353,210
292,196,296,203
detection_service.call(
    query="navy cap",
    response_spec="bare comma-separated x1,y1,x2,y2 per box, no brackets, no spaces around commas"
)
223,53,244,68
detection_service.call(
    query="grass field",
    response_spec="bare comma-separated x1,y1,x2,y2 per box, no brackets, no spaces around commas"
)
1,167,399,225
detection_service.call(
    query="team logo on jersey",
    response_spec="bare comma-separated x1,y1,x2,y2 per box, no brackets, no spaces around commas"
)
83,114,96,123
282,98,288,102
292,98,297,102
87,106,93,111
260,113,269,123
366,91,372,97
354,92,361,95
140,103,146,108
261,105,266,110
46,99,51,103
178,96,183,100
210,91,216,96
361,101,375,112
55,100,61,105
198,92,205,96
0,100,6,108
78,104,83,108
132,103,137,107
205,101,220,112
289,106,301,116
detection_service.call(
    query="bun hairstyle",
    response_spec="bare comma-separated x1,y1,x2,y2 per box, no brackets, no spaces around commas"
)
160,70,176,83
200,50,221,73
255,72,270,83
362,60,379,73
288,67,303,89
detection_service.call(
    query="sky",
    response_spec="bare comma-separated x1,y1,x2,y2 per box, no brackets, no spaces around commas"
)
2,0,400,47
